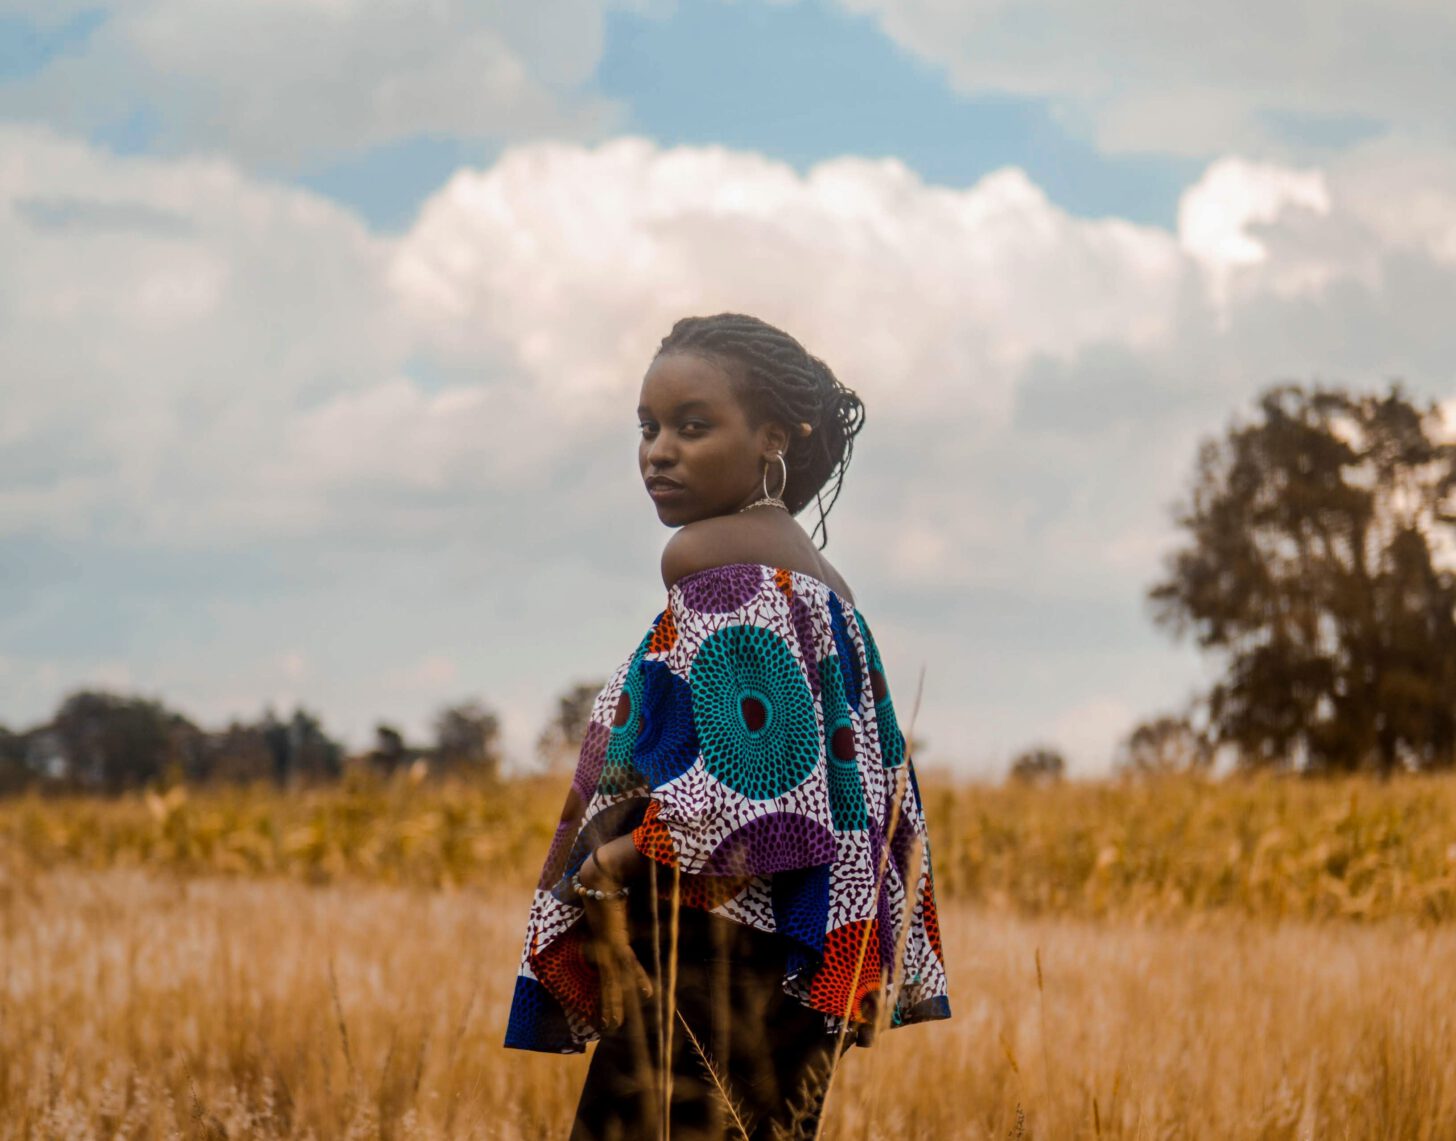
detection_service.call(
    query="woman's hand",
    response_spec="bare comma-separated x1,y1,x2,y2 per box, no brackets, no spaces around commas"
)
578,850,653,1031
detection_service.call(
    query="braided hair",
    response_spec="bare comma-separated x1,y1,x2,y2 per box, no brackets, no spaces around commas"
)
654,313,866,549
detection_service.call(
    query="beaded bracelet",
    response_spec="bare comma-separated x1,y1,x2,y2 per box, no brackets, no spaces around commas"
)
571,871,629,902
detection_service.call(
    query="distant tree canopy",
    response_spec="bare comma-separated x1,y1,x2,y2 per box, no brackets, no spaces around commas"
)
1,692,350,794
50,690,199,794
368,723,412,774
0,723,33,795
433,699,502,779
536,679,605,771
1149,381,1456,775
0,686,513,796
1115,715,1214,778
261,706,346,785
1008,745,1066,785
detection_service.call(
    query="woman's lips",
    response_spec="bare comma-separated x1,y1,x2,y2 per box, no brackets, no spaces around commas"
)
646,479,685,502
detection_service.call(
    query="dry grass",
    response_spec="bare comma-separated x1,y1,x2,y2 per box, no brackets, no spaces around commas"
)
4,769,1456,923
4,771,1456,1136
3,869,1454,1139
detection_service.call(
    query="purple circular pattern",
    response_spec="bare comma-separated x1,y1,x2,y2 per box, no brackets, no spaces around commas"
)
536,787,585,890
703,812,836,876
678,562,764,613
570,719,609,803
868,822,898,969
789,594,819,696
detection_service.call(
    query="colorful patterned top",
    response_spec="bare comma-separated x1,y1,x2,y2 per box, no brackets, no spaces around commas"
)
505,561,952,1053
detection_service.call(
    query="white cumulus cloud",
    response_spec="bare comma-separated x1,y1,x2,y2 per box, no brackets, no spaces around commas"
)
0,0,627,167
832,0,1456,158
392,138,1190,434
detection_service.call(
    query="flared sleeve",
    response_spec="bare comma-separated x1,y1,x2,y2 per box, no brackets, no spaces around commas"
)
504,562,951,1054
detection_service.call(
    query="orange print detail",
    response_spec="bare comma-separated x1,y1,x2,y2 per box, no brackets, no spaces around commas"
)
631,799,679,867
677,871,752,910
648,608,678,653
532,925,601,1026
921,877,942,961
809,919,883,1022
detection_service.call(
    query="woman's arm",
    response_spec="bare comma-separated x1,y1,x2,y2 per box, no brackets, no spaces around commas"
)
578,833,649,890
575,833,653,1030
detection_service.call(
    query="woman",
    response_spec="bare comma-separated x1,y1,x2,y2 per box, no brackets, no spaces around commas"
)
505,313,951,1140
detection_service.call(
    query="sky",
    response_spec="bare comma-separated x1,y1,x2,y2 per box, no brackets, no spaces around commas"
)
3,0,1456,779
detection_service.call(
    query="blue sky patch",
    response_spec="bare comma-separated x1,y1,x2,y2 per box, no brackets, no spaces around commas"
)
598,0,1197,228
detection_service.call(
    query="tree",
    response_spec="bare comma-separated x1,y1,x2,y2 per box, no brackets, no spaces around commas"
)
193,720,276,785
1114,714,1214,777
535,679,605,771
49,689,200,793
260,705,345,786
368,723,411,774
0,723,34,794
1008,745,1066,785
1149,381,1456,775
433,699,501,779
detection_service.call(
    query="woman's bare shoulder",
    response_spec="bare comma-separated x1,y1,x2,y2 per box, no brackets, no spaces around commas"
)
659,516,761,589
660,516,855,605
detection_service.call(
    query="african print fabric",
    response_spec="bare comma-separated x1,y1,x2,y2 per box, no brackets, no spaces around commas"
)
505,562,952,1054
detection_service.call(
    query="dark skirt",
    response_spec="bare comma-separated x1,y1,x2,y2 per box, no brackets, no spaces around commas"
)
569,891,849,1141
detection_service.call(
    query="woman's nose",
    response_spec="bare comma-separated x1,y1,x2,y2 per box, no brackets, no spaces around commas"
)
646,433,677,468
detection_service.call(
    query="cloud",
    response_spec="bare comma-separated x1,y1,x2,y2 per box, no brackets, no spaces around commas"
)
1177,158,1331,313
392,139,1190,433
831,0,1456,158
0,122,409,543
7,125,1456,773
0,0,627,167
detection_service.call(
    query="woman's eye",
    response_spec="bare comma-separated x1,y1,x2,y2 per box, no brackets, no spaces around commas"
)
680,421,708,436
638,423,657,437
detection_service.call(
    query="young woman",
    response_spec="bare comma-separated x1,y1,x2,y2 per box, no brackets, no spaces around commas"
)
506,313,951,1140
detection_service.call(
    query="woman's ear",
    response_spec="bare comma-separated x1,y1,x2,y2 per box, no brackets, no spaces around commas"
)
759,419,791,460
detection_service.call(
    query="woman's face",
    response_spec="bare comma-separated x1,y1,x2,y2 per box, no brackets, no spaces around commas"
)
637,351,788,527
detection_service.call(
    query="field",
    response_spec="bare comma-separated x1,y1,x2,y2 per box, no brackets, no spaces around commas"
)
3,771,1455,1138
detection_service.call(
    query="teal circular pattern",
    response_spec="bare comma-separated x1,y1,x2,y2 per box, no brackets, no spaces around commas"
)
819,656,868,831
876,699,906,770
856,613,906,769
691,624,819,800
602,635,651,795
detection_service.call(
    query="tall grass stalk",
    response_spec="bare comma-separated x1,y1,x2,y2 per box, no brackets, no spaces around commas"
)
663,862,682,1138
650,857,665,1133
675,1010,751,1140
1035,946,1054,1109
328,958,360,1092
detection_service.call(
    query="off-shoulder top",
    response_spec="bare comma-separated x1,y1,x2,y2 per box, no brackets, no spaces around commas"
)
504,562,952,1053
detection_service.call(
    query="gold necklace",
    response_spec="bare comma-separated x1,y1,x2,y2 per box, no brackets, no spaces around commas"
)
738,496,788,513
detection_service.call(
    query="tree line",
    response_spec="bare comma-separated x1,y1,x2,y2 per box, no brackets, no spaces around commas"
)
0,673,611,796
3,380,1453,794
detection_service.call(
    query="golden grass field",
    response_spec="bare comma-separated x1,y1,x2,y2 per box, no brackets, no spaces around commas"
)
3,770,1455,1138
